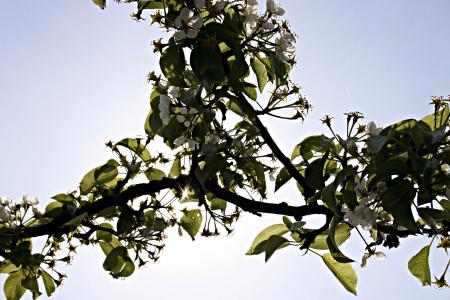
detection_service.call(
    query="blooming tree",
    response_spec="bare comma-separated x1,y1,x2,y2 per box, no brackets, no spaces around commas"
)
1,0,449,298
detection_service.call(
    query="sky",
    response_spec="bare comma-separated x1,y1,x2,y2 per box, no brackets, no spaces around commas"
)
0,0,449,299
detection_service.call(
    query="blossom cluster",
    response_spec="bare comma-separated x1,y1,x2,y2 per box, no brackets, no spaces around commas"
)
341,180,379,231
0,194,42,224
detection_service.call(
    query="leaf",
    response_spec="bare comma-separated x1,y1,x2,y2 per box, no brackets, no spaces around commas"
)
246,224,289,255
210,197,227,212
168,158,181,178
305,154,328,190
190,42,226,90
145,167,166,181
310,224,351,250
116,211,136,235
291,135,332,161
103,246,132,277
275,167,292,192
180,209,202,240
91,0,106,9
251,57,268,92
138,0,164,10
116,138,151,163
51,193,74,203
264,235,289,262
80,160,119,195
322,253,358,295
408,245,431,286
40,270,55,297
195,154,226,185
3,271,26,300
326,217,354,263
421,104,449,131
160,45,186,86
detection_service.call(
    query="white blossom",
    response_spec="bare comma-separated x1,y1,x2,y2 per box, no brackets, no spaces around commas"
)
244,1,259,32
180,107,188,115
0,196,11,207
342,196,377,230
266,0,285,16
168,86,180,98
262,20,275,31
187,139,200,150
366,121,383,136
275,33,296,62
188,108,198,114
173,136,199,149
176,115,186,123
184,120,191,127
174,8,203,41
346,139,357,154
0,206,9,222
174,136,187,146
23,194,33,206
158,95,171,125
361,250,386,268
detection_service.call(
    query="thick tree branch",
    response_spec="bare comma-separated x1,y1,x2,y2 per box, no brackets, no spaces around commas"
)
205,181,330,219
19,177,184,239
19,174,329,240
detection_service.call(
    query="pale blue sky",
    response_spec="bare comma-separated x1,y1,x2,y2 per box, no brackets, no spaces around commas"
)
0,1,449,299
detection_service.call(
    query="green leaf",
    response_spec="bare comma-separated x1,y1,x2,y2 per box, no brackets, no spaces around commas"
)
138,0,164,10
51,193,74,203
310,224,351,250
251,57,268,92
180,209,202,240
408,245,431,286
145,167,166,181
116,138,151,163
190,42,226,90
326,217,354,263
264,235,289,262
160,45,186,86
210,197,227,212
4,271,26,300
305,153,328,190
103,246,133,278
195,154,226,185
40,270,55,297
322,253,358,295
292,135,332,161
117,211,136,235
321,184,338,214
80,160,119,195
169,158,181,178
92,0,106,9
275,167,292,192
421,104,449,130
246,224,289,255
0,261,20,274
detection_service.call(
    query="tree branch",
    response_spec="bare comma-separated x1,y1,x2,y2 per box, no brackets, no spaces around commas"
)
234,92,315,199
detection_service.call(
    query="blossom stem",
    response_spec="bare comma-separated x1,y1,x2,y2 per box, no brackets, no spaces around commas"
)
355,226,370,248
